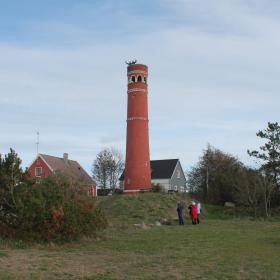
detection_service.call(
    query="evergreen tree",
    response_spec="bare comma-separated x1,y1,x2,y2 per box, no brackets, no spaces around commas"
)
248,122,280,187
0,149,24,226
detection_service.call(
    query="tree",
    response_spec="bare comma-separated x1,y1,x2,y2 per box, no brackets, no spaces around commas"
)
248,122,280,187
0,149,25,225
92,149,111,189
92,148,124,190
259,172,277,217
233,168,263,217
188,145,244,204
107,148,124,191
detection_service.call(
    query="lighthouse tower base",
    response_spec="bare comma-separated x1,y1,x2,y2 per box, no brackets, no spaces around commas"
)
122,188,151,195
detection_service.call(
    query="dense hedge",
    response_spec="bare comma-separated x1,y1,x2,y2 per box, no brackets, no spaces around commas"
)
1,174,107,242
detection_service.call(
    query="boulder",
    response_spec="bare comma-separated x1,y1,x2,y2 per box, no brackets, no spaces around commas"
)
134,222,149,229
160,218,171,225
224,202,235,208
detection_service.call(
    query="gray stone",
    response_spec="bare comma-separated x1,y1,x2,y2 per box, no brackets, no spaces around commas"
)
224,202,235,208
134,221,149,229
160,218,171,225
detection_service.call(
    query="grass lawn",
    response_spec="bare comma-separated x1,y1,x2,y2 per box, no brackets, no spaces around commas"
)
0,193,280,279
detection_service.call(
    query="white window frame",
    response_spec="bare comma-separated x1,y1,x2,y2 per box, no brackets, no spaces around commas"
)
35,167,42,177
177,170,181,178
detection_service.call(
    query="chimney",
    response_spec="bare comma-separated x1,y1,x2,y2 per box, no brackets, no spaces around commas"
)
63,153,68,165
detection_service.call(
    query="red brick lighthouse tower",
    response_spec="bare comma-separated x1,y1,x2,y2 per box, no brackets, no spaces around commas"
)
124,62,151,194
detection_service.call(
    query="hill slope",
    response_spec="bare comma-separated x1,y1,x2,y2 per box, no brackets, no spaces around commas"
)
1,193,280,279
95,192,191,226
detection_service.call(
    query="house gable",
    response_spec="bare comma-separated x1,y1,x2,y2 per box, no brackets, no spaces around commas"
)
28,155,53,178
170,160,187,192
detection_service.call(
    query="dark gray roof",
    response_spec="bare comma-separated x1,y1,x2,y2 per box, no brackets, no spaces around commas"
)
119,159,179,180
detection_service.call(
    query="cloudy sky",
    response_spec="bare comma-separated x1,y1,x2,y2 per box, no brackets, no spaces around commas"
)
1,0,279,173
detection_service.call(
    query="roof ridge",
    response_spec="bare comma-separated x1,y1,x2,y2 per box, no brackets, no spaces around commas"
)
38,154,94,184
39,154,77,163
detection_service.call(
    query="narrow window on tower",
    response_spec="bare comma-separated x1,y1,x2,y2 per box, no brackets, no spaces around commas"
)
144,77,147,83
137,76,142,82
131,76,136,82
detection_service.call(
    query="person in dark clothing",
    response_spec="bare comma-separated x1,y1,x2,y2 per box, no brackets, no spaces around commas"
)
188,203,192,222
177,201,184,225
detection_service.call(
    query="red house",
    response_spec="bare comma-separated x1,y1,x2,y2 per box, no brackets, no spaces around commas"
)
28,153,96,196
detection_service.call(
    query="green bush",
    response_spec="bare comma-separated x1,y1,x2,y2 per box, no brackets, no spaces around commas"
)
1,174,107,242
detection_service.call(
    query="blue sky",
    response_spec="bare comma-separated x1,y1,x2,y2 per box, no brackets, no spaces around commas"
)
1,0,280,173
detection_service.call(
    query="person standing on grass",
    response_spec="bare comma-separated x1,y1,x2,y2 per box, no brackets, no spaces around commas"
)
177,201,184,225
190,201,198,225
188,202,192,223
196,201,202,224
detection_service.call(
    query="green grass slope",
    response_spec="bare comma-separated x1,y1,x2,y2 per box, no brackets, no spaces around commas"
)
95,192,190,226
